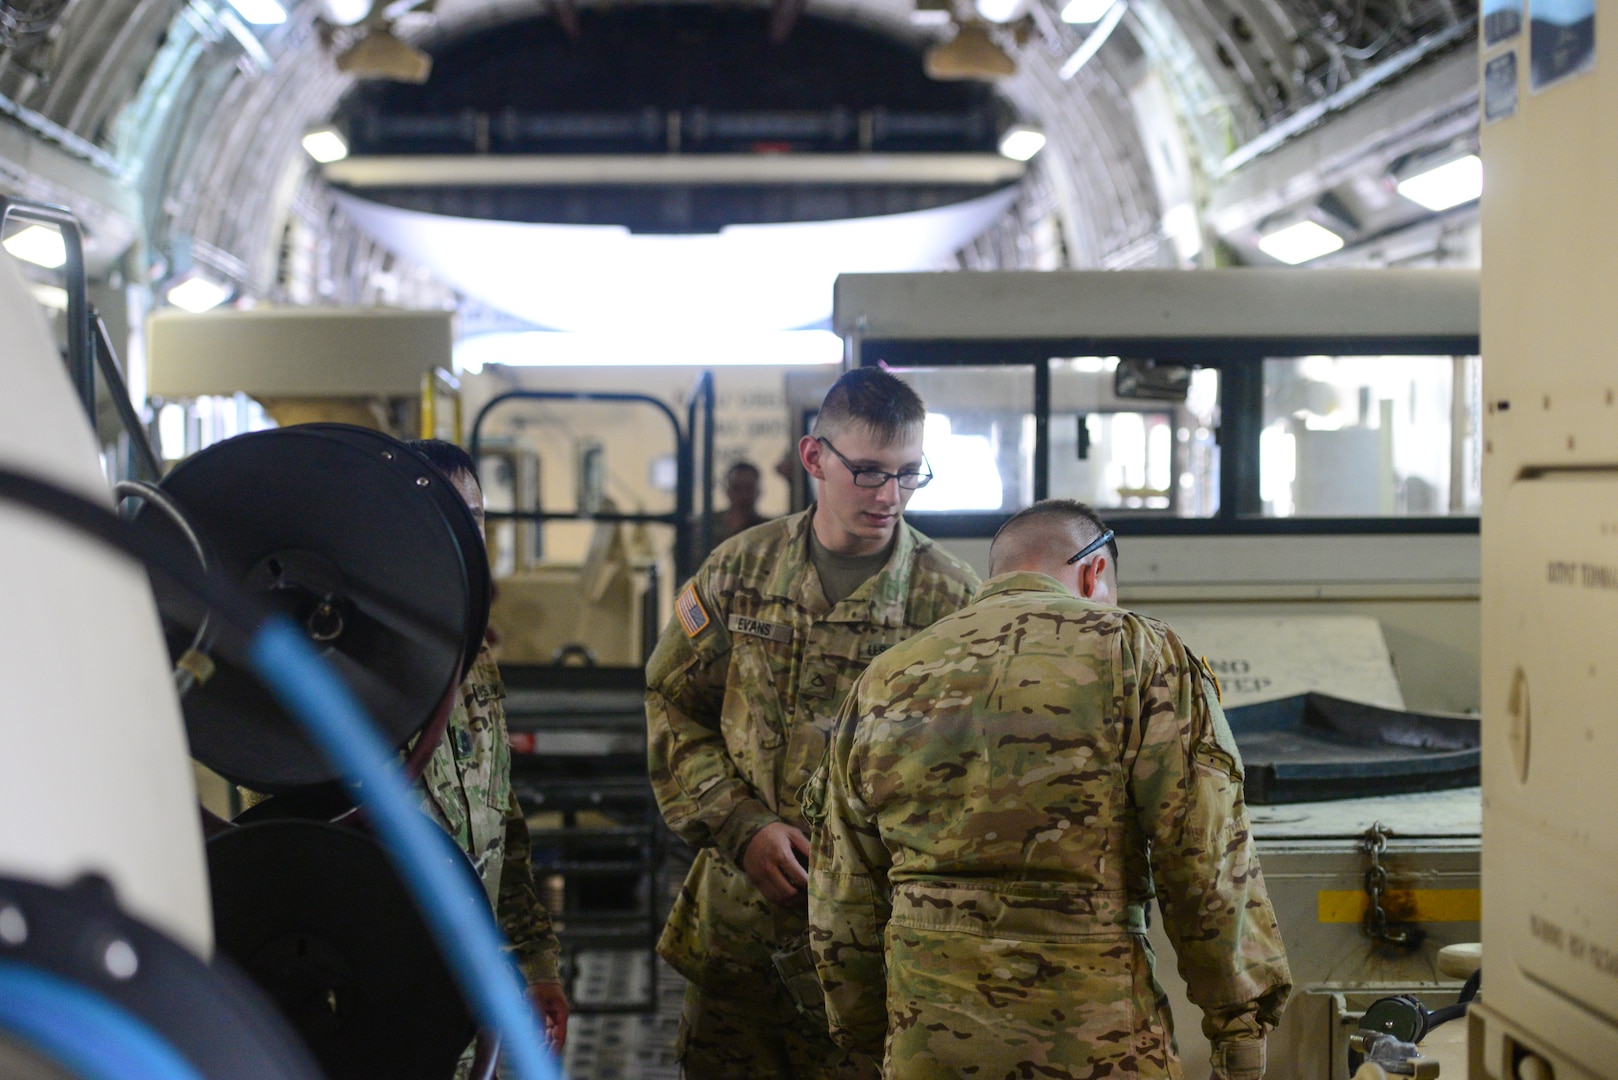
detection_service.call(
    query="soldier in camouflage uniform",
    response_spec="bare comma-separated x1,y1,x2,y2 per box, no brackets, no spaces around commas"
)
410,440,569,1063
646,369,979,1078
806,499,1292,1080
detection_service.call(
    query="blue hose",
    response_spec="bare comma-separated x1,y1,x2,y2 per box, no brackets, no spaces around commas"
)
0,963,206,1080
249,617,561,1080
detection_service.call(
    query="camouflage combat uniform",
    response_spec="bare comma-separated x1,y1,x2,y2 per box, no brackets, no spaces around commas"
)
646,508,978,1078
419,643,562,989
805,571,1292,1080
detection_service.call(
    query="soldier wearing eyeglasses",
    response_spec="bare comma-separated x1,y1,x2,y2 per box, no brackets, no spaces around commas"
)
805,499,1292,1080
646,367,979,1078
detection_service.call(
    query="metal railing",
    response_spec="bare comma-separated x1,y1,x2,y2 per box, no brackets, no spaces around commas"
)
469,382,715,585
1,198,162,482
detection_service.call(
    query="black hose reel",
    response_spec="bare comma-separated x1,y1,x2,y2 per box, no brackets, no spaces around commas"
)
125,424,497,1080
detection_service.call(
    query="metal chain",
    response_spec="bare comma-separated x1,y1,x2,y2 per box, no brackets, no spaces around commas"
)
1362,821,1423,949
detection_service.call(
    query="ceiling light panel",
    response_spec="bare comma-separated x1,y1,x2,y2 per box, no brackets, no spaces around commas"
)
1396,154,1483,211
976,0,1028,22
167,277,232,313
1061,0,1117,25
303,127,350,164
998,125,1047,161
3,226,67,269
1257,220,1344,264
225,0,288,25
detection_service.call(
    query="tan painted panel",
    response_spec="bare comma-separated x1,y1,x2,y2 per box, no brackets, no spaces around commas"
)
1480,0,1618,1062
834,268,1478,344
1152,613,1404,708
147,306,452,397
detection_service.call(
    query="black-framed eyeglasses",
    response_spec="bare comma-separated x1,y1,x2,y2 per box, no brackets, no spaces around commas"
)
816,437,933,490
1066,529,1115,565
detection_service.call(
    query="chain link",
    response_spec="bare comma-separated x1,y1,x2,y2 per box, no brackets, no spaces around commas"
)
1362,821,1423,950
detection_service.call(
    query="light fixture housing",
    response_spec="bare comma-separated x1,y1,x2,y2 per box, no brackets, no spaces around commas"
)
1396,153,1483,212
924,24,1017,80
1061,0,1116,24
998,124,1046,161
3,225,67,269
1257,220,1344,264
910,0,955,25
224,0,288,25
302,126,350,164
166,275,233,314
336,25,434,83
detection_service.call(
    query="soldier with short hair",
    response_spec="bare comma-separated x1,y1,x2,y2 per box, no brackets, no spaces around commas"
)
806,498,1292,1080
646,368,980,1078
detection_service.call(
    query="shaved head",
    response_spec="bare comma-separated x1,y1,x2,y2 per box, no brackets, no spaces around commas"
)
989,500,1118,595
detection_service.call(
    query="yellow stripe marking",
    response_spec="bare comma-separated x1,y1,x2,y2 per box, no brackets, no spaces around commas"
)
1318,888,1480,924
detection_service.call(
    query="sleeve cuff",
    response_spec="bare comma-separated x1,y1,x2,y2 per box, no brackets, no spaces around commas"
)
713,798,782,866
515,942,562,985
1210,1038,1266,1080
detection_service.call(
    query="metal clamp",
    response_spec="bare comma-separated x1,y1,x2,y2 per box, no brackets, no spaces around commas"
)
1348,1031,1439,1078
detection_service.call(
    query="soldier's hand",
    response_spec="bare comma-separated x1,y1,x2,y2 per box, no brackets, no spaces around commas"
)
742,821,811,906
525,979,569,1052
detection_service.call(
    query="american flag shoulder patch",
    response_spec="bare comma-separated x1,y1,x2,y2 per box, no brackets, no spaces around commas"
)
675,583,711,637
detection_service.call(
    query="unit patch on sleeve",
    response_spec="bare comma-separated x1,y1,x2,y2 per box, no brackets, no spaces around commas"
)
675,583,711,637
727,613,793,643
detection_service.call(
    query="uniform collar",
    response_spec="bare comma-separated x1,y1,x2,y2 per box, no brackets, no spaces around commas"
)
768,506,921,625
971,570,1073,604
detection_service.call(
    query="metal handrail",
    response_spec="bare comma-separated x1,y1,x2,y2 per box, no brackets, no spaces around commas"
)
2,199,162,481
468,387,695,580
684,372,715,566
0,198,90,416
93,310,163,481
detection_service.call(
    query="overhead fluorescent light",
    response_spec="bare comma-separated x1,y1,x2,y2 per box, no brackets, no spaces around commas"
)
225,0,288,25
167,276,232,313
1061,0,1116,24
3,225,67,269
302,126,350,164
975,0,1027,22
324,0,372,23
1161,202,1202,261
998,124,1046,161
1396,154,1483,212
1257,220,1344,264
1058,0,1127,78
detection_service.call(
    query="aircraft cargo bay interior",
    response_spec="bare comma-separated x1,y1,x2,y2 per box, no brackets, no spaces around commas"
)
0,1,1606,1079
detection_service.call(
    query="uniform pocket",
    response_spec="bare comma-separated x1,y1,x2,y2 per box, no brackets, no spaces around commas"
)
723,636,789,750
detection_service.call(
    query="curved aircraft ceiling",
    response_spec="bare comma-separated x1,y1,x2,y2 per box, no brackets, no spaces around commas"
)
0,0,1479,321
